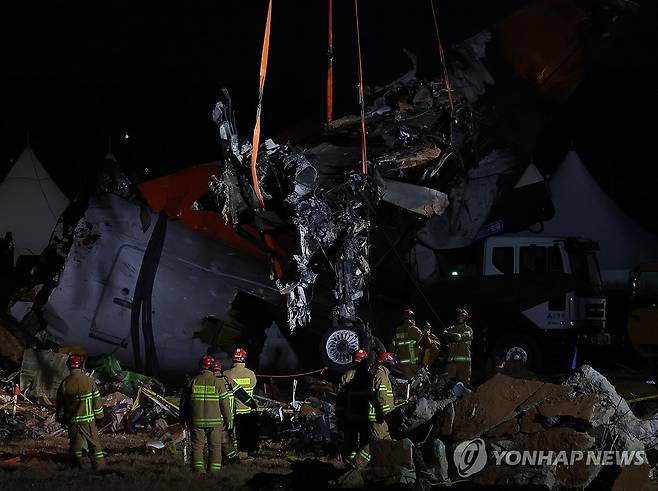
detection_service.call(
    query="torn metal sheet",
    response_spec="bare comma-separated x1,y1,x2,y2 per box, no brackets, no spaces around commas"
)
415,149,518,250
20,349,69,400
210,91,261,225
381,179,449,218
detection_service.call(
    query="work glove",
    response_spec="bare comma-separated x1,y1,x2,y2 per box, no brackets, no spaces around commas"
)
249,400,258,410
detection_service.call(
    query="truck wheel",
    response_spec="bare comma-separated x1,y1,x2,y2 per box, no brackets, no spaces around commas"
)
320,324,369,373
492,334,542,372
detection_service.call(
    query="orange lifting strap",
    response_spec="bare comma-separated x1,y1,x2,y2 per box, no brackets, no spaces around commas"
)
354,0,368,175
250,0,273,208
430,0,454,115
327,0,334,122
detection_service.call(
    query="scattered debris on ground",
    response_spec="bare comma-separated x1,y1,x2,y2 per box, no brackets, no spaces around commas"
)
2,335,658,490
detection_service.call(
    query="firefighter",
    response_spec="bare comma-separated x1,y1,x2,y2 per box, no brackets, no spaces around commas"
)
371,351,395,441
443,308,474,384
417,321,442,368
211,360,257,462
389,309,423,379
336,350,372,467
56,354,106,470
338,349,368,390
224,348,258,459
180,355,232,473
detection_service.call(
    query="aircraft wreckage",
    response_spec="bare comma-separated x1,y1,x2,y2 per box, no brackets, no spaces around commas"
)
22,0,633,375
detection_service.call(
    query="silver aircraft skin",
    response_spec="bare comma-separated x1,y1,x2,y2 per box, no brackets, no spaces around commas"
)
43,194,280,373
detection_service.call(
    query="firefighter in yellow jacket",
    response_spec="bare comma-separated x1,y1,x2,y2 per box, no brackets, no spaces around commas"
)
224,348,258,459
443,308,474,384
389,309,422,379
417,321,442,368
336,350,372,467
56,354,106,470
211,360,257,463
371,352,395,440
180,355,232,473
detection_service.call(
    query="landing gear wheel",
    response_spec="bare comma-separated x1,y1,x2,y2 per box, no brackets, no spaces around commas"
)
491,334,542,372
320,324,369,372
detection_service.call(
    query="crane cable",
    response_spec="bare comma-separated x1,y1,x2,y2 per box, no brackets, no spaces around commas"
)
354,0,368,175
430,0,454,116
250,0,273,208
326,0,334,122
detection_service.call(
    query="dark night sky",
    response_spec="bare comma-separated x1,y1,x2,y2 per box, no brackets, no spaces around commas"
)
1,1,656,232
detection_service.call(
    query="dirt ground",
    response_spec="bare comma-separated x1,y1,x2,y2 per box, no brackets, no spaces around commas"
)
0,433,350,491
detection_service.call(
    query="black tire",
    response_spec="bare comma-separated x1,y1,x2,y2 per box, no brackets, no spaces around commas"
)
491,333,543,372
320,323,370,373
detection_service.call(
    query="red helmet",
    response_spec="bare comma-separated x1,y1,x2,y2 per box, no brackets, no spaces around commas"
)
199,355,215,370
353,350,368,364
378,352,395,365
211,360,222,373
403,309,415,320
233,348,247,363
67,354,82,369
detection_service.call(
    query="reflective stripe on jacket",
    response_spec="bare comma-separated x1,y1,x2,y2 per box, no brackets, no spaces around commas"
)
225,363,257,415
389,320,422,365
372,365,394,417
182,370,232,428
56,369,104,425
218,374,255,425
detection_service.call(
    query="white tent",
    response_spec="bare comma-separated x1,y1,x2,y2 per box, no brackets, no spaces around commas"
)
0,147,69,259
537,151,658,287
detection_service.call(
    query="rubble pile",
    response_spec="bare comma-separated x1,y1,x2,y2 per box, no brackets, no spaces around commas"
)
0,399,63,441
0,322,339,464
256,377,339,457
0,349,184,452
2,341,657,490
394,366,658,489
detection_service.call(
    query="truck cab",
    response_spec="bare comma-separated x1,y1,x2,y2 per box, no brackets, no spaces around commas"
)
479,235,609,369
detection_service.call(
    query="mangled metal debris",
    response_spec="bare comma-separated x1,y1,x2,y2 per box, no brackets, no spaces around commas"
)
210,92,384,333
380,178,449,218
208,69,465,333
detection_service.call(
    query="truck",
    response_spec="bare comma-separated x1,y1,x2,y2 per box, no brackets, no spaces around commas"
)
373,235,612,374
